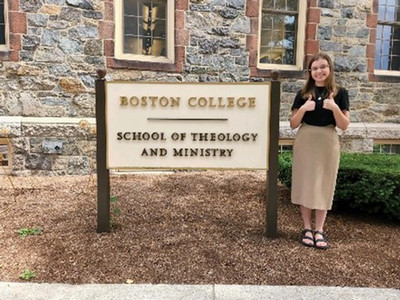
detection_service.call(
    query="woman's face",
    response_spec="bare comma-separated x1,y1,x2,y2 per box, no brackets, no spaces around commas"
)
310,58,330,86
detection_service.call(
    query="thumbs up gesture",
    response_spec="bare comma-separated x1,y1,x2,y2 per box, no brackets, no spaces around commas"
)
323,92,338,111
302,94,316,111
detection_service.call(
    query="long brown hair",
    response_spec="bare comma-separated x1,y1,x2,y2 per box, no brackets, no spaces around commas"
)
301,52,338,99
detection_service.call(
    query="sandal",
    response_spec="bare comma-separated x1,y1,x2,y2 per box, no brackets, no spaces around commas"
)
314,230,330,250
300,229,314,247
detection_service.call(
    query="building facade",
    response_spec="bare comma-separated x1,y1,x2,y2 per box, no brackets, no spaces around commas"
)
0,0,399,175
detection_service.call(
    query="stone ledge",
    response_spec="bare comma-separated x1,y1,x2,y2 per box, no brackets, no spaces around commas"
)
2,117,399,140
2,117,400,148
279,121,400,152
279,121,400,140
0,117,96,138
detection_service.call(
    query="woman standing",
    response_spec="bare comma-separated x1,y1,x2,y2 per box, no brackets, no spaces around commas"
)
290,53,350,250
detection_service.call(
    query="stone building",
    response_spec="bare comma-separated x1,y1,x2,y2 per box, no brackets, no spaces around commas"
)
0,0,399,175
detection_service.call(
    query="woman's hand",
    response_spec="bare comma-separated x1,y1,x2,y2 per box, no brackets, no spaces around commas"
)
290,95,315,130
323,92,338,111
323,92,350,130
302,94,316,111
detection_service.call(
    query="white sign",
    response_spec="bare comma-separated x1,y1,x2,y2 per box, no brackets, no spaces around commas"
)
105,82,270,170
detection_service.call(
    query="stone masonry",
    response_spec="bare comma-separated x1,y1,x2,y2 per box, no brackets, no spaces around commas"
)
0,0,399,175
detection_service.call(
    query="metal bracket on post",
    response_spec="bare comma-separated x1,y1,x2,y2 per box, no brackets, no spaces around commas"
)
95,69,110,233
266,70,281,238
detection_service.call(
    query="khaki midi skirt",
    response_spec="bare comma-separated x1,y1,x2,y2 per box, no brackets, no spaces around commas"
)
291,123,340,210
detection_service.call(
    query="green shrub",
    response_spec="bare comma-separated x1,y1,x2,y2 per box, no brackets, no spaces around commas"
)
334,153,400,221
278,152,400,221
278,152,292,189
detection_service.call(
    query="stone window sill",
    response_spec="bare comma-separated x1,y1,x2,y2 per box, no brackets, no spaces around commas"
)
370,72,400,83
107,57,182,73
251,68,306,79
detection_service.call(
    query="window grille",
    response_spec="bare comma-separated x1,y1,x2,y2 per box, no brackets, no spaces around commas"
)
115,0,174,63
373,140,400,154
0,0,6,46
375,0,400,72
258,0,306,70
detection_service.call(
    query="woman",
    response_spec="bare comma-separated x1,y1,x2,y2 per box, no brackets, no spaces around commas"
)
290,53,350,250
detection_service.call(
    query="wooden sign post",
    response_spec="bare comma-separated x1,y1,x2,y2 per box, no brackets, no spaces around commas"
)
266,71,281,238
95,70,280,237
95,70,110,233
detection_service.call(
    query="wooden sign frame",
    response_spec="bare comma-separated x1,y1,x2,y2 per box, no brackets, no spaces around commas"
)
95,70,281,238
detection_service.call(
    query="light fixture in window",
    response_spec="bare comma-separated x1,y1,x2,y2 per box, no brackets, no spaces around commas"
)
116,0,174,63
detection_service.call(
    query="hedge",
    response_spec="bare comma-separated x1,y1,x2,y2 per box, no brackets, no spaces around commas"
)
278,152,400,222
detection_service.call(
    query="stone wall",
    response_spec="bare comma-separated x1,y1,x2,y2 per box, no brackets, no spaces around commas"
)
0,0,104,118
0,0,399,175
1,117,399,175
1,1,399,120
0,117,96,175
279,0,400,124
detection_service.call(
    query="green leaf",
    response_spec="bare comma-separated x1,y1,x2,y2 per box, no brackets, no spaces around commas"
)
110,195,118,203
18,228,42,237
19,269,36,281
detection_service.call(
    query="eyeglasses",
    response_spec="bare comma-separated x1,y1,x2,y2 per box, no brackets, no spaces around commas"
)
310,65,330,72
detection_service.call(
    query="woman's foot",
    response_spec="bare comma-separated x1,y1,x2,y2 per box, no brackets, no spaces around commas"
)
301,229,314,247
314,230,330,250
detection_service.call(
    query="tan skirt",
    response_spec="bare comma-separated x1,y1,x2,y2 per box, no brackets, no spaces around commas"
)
291,124,340,210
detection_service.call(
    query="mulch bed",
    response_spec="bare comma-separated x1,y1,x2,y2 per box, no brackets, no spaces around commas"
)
0,171,399,287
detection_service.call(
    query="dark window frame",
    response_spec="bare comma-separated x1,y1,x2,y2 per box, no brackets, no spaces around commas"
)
0,0,8,48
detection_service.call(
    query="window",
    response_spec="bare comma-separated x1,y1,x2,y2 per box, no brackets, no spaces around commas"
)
375,0,400,76
258,0,306,70
278,139,294,153
0,138,11,174
373,140,400,154
0,0,9,50
114,0,175,63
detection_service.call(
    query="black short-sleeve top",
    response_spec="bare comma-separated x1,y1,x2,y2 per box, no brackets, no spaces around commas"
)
291,86,350,127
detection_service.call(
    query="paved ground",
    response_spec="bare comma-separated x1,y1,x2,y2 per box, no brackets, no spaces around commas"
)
0,283,399,300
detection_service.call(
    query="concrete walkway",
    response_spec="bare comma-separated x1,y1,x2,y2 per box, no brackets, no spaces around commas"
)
0,283,399,300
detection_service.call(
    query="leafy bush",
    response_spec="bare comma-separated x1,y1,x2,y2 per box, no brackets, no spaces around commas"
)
278,152,400,221
278,152,292,189
334,153,400,221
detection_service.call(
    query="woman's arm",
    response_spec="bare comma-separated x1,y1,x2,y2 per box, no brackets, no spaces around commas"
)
323,92,350,130
290,108,304,130
332,108,350,130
